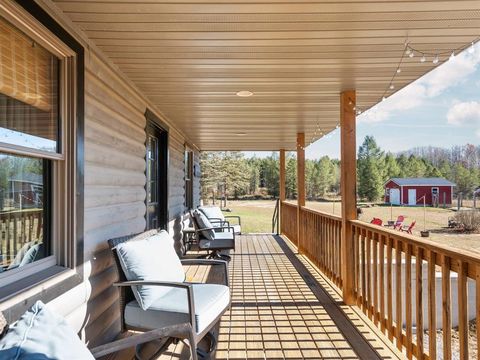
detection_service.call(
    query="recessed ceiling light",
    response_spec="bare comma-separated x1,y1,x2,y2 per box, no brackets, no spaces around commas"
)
236,90,253,97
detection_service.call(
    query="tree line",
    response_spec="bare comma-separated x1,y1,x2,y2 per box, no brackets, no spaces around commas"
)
200,137,480,203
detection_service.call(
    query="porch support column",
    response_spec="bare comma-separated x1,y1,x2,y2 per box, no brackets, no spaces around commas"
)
279,149,286,202
340,90,357,305
279,149,286,235
296,133,305,252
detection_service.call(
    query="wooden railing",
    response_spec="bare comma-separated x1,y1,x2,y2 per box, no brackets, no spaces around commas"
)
0,209,43,266
299,206,343,288
280,201,298,245
351,220,479,360
280,201,480,359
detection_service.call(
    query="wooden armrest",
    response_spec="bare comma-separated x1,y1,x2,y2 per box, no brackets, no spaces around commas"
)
90,323,194,358
195,226,234,233
181,259,229,286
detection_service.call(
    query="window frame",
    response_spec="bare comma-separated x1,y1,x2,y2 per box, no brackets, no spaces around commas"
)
0,0,84,306
184,146,194,210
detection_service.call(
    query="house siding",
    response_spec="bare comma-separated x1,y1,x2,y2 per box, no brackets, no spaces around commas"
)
1,0,201,348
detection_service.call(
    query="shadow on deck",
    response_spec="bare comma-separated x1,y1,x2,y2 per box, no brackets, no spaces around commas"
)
118,234,405,360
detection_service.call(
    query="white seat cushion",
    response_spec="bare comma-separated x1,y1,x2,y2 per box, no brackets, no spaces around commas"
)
231,224,242,234
125,283,230,334
115,230,185,310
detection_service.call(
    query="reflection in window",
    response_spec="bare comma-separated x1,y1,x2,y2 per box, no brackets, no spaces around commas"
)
0,153,49,272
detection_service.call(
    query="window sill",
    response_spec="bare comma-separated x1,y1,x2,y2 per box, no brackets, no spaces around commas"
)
0,266,82,323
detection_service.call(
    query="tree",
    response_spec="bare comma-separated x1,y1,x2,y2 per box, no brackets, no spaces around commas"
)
285,155,297,199
357,136,384,201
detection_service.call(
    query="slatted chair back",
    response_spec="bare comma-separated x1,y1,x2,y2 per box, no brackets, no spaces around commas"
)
108,229,159,332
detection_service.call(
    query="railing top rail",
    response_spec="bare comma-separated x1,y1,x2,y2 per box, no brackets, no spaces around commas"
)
281,201,298,208
300,206,342,222
351,219,480,268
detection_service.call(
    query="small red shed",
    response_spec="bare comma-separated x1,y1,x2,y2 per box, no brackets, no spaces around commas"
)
384,177,455,206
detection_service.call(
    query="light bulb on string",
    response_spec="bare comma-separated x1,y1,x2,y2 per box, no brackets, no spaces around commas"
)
382,96,387,102
409,51,414,58
433,55,439,64
405,48,411,55
389,84,394,90
450,51,455,60
396,68,401,74
468,42,475,54
420,54,426,63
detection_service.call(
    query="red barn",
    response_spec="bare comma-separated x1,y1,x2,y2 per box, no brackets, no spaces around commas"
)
384,178,455,206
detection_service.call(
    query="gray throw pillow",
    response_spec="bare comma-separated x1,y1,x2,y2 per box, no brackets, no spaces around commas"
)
193,210,215,241
115,230,186,310
0,300,94,359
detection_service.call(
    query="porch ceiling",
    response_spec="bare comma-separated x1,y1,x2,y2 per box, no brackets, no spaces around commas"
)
54,0,480,151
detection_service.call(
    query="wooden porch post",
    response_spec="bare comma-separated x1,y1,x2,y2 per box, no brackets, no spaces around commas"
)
279,149,286,234
279,149,286,202
297,133,305,252
340,90,356,305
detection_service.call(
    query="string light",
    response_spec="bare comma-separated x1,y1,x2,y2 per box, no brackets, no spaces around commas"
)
309,36,479,145
469,41,475,54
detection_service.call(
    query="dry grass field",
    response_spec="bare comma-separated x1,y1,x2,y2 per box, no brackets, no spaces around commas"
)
220,200,480,254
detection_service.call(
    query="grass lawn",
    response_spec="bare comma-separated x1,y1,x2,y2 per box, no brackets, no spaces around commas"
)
220,199,480,254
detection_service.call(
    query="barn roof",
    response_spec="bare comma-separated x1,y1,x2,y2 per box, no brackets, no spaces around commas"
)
387,177,456,187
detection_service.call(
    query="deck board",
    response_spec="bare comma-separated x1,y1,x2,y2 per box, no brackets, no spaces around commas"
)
113,234,405,360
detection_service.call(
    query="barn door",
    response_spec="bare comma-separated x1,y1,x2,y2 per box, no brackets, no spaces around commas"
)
145,110,169,231
390,189,400,205
408,189,417,206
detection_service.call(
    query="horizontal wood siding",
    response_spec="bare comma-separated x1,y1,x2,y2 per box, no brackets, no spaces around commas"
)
1,0,199,348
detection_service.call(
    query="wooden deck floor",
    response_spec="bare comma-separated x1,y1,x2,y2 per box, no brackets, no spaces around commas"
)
118,234,405,360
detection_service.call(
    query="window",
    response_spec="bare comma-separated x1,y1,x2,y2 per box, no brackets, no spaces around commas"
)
185,149,194,209
0,6,78,285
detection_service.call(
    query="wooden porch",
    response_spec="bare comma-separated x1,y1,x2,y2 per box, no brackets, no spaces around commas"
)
115,233,404,360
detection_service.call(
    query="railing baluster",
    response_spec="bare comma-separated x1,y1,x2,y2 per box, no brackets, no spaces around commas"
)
428,250,437,360
405,243,413,359
387,236,393,341
373,231,378,326
379,234,385,333
416,247,424,360
442,255,452,360
458,260,468,360
361,229,367,312
395,238,403,350
366,230,372,319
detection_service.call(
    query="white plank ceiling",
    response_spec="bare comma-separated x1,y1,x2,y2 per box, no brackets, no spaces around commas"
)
53,0,480,150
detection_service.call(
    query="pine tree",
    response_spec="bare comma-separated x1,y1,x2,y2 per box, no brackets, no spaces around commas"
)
357,136,384,201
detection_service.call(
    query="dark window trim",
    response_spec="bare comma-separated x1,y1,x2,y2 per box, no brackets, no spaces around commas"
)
145,109,169,230
1,0,86,316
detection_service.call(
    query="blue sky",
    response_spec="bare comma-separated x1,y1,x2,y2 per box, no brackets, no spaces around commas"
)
248,45,480,160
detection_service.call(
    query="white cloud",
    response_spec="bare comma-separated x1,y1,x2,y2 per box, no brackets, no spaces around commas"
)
446,101,480,137
359,47,480,123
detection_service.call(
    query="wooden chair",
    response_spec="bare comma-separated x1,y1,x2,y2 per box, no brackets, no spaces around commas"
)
393,215,405,230
400,221,416,234
108,229,230,360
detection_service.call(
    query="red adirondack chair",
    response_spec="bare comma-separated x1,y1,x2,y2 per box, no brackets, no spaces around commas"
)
393,215,405,230
400,221,416,234
370,218,383,226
